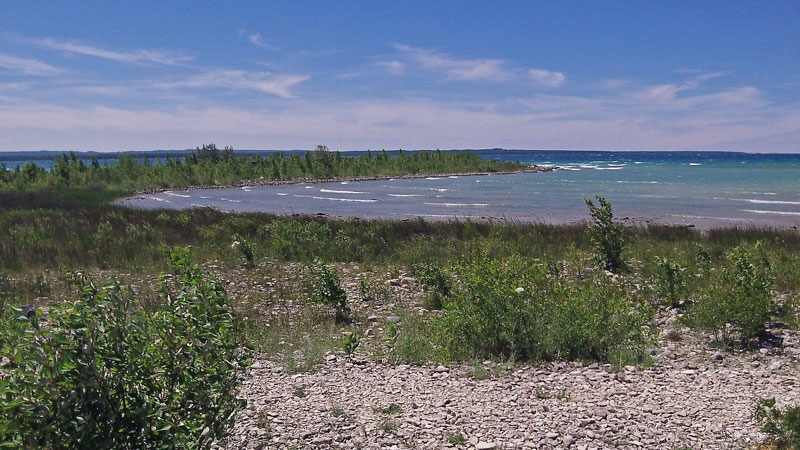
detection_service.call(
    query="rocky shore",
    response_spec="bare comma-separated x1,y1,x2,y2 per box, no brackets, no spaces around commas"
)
213,265,800,450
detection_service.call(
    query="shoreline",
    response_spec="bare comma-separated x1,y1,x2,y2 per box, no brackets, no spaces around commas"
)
135,165,555,195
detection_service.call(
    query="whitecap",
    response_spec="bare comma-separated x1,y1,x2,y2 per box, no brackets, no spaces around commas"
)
423,202,489,207
449,176,459,179
733,199,800,206
387,194,423,197
149,197,170,203
689,163,701,166
293,194,378,203
276,193,288,196
319,188,367,194
341,181,349,184
199,196,211,199
304,186,313,189
742,209,800,216
667,214,747,221
165,192,190,198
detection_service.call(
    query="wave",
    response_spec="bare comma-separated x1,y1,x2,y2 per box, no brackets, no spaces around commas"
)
198,196,211,199
667,214,747,221
617,181,659,184
293,194,378,203
319,188,368,194
448,176,459,179
742,209,800,216
304,186,313,189
733,199,800,206
276,193,288,196
164,191,190,198
741,191,778,196
387,193,424,197
423,202,489,207
149,197,170,203
689,163,701,166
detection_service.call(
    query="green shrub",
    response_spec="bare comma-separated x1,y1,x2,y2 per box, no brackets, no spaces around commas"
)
0,248,251,449
231,233,255,267
654,256,687,308
307,260,350,323
585,196,625,272
689,242,773,344
342,331,360,357
433,255,654,364
412,263,452,310
755,398,800,449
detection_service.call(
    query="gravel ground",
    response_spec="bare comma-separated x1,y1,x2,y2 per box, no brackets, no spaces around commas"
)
220,286,800,450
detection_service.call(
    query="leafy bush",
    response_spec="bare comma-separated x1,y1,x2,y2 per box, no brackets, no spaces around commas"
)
231,233,255,267
412,263,452,310
689,242,773,344
0,248,251,449
654,256,687,308
307,261,350,323
755,398,800,449
433,255,654,364
342,331,360,357
585,196,626,272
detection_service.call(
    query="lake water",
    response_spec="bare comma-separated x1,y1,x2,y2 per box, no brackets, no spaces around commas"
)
117,150,800,229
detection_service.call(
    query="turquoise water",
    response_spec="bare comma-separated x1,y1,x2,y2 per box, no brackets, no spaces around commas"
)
118,151,800,229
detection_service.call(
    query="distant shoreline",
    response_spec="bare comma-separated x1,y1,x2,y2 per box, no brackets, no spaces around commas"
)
135,165,556,195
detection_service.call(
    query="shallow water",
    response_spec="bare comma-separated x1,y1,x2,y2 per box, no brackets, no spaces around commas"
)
118,150,800,229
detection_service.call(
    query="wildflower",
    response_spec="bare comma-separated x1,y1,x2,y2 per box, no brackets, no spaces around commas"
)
515,287,525,293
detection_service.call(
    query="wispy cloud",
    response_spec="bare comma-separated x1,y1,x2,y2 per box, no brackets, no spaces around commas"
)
161,70,309,98
394,44,512,82
376,60,406,75
528,69,565,88
239,30,279,51
391,44,566,88
34,38,193,65
0,52,64,76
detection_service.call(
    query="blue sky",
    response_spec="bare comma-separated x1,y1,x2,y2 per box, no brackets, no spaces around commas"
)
1,1,799,152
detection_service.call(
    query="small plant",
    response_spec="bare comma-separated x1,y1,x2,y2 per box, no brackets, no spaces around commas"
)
378,420,398,432
293,388,307,398
655,256,687,308
331,407,345,418
307,260,350,323
755,398,800,449
342,331,360,357
585,196,626,273
231,233,255,267
254,409,273,439
385,322,399,349
447,432,467,445
413,262,452,309
374,403,404,415
689,242,773,345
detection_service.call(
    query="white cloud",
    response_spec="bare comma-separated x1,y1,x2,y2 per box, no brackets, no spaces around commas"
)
394,44,512,82
0,53,64,76
160,70,309,98
377,61,406,75
241,31,279,51
34,38,192,65
1,91,797,152
528,69,565,88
